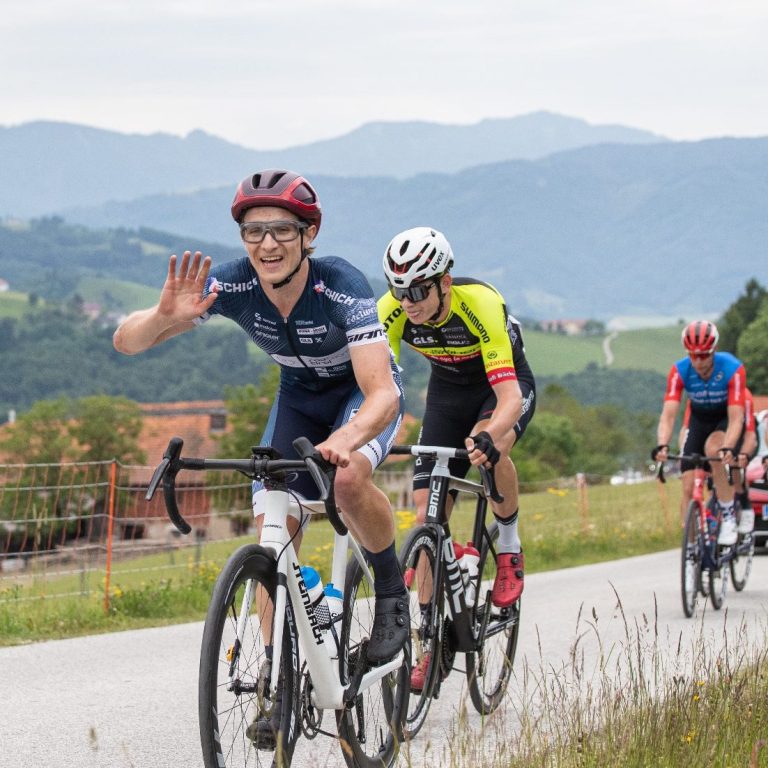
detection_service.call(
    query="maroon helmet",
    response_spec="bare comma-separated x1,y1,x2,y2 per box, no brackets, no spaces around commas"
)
231,170,322,231
682,320,719,354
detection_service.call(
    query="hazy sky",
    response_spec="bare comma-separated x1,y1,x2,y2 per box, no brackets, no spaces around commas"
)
3,0,767,149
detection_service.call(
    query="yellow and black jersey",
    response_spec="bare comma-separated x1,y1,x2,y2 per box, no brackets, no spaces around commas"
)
378,278,534,388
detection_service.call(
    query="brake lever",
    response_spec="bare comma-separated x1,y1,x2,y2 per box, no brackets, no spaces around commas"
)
479,465,504,504
146,437,191,535
292,437,345,536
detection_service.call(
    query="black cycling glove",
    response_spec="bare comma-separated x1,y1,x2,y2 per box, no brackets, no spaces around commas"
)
469,431,501,466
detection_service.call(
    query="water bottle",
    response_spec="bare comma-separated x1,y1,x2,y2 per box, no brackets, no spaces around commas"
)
299,566,337,659
324,582,344,658
459,542,480,607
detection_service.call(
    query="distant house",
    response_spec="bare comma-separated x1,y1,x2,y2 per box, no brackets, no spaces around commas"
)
539,318,589,336
120,400,231,533
0,279,9,292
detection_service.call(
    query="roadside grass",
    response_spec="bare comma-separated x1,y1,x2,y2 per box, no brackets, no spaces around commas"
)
0,478,680,646
413,602,768,768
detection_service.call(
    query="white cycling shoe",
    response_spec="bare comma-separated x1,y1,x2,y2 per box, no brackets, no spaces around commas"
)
737,508,755,535
717,515,738,546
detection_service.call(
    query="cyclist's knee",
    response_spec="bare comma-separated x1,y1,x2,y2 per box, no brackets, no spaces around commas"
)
334,460,374,504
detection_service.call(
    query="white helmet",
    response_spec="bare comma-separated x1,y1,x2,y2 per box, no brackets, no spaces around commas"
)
383,227,454,287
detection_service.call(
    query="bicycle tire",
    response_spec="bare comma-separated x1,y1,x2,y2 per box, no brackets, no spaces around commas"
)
398,525,443,738
709,557,727,610
681,501,701,618
199,544,299,768
730,532,754,592
336,553,409,768
466,522,520,715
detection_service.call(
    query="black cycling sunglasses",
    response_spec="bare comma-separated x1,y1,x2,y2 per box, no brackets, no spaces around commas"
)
388,280,436,303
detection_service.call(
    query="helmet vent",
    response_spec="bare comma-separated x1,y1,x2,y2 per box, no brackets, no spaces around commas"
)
398,240,411,257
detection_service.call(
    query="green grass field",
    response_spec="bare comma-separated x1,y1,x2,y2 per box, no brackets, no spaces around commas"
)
523,330,605,376
75,276,161,313
0,478,681,646
608,325,684,375
0,290,42,318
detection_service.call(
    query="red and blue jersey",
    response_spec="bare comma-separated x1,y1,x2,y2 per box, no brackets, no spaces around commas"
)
664,351,747,415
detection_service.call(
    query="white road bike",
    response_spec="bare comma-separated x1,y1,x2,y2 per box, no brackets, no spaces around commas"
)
146,437,409,768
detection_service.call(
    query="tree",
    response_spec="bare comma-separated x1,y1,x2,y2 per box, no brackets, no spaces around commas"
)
69,395,145,463
737,307,768,394
717,278,767,353
0,395,146,464
0,398,73,464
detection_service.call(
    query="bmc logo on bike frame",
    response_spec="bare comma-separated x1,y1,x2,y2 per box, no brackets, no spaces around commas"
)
442,538,464,614
426,479,441,521
293,563,325,646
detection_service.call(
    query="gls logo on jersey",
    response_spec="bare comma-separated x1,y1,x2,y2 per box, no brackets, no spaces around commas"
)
313,280,356,306
412,335,437,345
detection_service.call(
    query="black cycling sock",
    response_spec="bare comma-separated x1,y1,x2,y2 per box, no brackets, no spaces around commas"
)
365,542,406,598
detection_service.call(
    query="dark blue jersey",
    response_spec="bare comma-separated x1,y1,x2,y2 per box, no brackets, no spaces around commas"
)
197,255,388,391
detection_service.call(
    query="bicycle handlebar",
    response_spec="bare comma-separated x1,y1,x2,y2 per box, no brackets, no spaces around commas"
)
391,443,504,503
654,452,736,485
145,436,343,536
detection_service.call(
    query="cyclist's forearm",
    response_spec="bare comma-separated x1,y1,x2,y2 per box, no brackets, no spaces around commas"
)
335,385,399,451
656,402,678,446
113,307,192,355
723,405,746,450
484,383,523,444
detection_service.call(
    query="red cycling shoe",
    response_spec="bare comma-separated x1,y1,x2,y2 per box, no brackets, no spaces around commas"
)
410,652,432,692
491,552,524,607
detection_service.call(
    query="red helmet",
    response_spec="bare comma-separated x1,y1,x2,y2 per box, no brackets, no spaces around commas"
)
682,320,719,354
231,170,322,232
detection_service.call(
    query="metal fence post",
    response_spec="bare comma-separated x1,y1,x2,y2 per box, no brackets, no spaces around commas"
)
103,460,118,614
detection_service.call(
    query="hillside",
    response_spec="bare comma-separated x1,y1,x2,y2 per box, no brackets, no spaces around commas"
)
59,137,768,319
0,113,664,217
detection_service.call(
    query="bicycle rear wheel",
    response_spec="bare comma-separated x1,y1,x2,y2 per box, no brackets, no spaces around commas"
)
398,525,443,738
730,532,754,592
681,501,701,618
199,544,299,768
336,553,409,768
466,522,519,715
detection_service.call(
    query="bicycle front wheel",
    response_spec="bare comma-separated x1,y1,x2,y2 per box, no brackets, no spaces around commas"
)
336,553,409,768
730,531,754,592
466,522,519,715
199,544,299,768
399,525,443,739
681,501,701,618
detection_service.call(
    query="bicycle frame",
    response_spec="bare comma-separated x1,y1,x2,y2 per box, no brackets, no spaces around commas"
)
256,490,403,710
395,444,513,653
146,437,404,713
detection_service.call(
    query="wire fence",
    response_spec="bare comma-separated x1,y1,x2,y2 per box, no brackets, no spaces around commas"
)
0,458,665,611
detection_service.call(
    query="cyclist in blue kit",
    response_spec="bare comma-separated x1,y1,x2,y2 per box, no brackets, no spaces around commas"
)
653,320,748,544
113,170,410,673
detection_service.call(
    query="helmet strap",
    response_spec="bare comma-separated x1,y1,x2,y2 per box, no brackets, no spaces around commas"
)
427,276,447,323
271,232,308,289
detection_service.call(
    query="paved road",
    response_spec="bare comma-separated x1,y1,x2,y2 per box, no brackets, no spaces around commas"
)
2,549,768,768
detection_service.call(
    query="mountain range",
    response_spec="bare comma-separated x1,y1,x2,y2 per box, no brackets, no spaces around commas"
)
59,138,768,320
1,112,663,217
2,113,765,320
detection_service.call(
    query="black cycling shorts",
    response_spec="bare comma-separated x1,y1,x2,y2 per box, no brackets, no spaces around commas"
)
680,409,744,473
413,377,535,491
